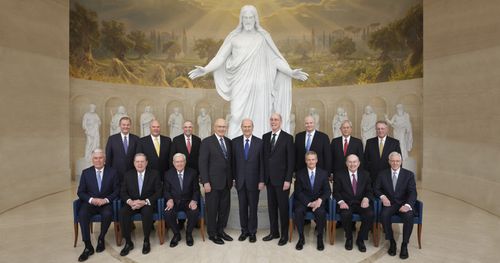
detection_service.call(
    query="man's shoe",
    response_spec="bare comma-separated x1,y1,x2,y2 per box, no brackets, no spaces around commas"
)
249,234,257,243
295,238,305,250
262,233,279,241
120,242,134,256
317,236,324,251
356,239,366,252
238,233,248,241
142,241,151,255
170,233,181,248
209,236,224,245
186,233,194,246
218,232,233,241
78,247,94,262
278,237,288,246
345,239,353,250
400,243,409,259
388,239,397,256
95,238,105,253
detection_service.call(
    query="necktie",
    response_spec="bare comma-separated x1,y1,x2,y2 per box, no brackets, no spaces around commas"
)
343,138,349,156
244,138,250,160
271,133,277,150
392,171,397,191
153,136,160,157
305,133,312,152
310,171,315,189
186,137,191,154
219,138,228,159
379,139,384,157
351,173,357,195
138,173,143,195
178,173,183,191
123,135,128,154
97,170,102,192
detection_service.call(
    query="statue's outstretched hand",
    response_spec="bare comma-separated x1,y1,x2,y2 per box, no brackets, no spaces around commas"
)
188,66,207,79
291,68,309,81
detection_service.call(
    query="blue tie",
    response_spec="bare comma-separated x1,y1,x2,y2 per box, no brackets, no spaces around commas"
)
138,173,143,196
310,171,315,189
220,138,228,159
96,170,102,192
306,133,312,152
244,138,250,160
123,135,128,154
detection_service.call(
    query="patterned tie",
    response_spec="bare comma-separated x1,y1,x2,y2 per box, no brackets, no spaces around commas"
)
97,170,102,192
178,173,183,191
379,138,384,157
138,173,144,196
392,171,398,191
271,133,277,150
186,137,191,154
153,136,160,157
219,138,228,159
305,132,312,152
343,138,349,156
310,171,315,189
244,138,250,160
351,173,357,195
123,135,128,154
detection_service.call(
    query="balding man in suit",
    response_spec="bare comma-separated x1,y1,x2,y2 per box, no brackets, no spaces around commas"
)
136,120,171,179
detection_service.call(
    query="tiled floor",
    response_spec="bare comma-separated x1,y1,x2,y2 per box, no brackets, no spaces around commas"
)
1,186,499,262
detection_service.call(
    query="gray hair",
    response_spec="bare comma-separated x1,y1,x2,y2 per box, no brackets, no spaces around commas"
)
134,153,147,161
91,148,105,157
388,151,402,160
305,150,318,159
172,153,187,162
341,120,353,128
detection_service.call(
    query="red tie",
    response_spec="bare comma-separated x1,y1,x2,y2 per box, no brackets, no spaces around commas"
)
351,174,357,195
186,137,192,154
343,138,349,156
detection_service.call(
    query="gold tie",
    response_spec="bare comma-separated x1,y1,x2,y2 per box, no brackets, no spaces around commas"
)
154,137,160,157
379,139,384,157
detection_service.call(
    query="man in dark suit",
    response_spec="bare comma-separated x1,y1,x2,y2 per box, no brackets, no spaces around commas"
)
262,113,295,246
105,116,139,183
333,154,374,252
293,151,331,251
136,120,171,180
170,120,201,174
331,120,364,176
375,152,417,259
77,149,119,262
295,115,331,173
164,153,200,247
199,118,233,245
119,153,162,256
232,119,264,243
364,121,401,183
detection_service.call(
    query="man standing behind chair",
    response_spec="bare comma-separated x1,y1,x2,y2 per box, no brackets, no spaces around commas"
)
331,120,364,176
293,151,331,251
333,154,374,252
119,153,162,256
137,120,171,180
375,152,417,259
295,115,331,174
232,119,264,243
106,116,139,183
170,121,201,175
262,113,295,246
77,149,119,262
364,121,401,183
164,153,200,247
199,118,233,245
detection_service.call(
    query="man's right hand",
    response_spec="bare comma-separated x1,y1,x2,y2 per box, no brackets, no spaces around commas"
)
165,199,174,211
381,196,391,207
203,183,212,193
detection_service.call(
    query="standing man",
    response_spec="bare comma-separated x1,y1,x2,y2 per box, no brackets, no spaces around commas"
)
106,116,139,183
164,153,200,247
119,153,162,256
364,121,401,183
331,120,364,176
262,113,295,246
136,120,171,180
199,118,233,245
293,151,331,251
295,115,331,174
333,154,374,252
77,149,119,262
170,120,201,175
232,119,265,243
375,152,417,259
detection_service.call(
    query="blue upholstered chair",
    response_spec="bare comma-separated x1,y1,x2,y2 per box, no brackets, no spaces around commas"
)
164,196,206,241
288,195,333,244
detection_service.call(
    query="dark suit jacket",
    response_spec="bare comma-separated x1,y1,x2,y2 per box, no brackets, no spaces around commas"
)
163,167,200,203
374,168,417,208
137,135,171,177
232,135,265,191
120,169,162,208
333,169,373,206
295,130,331,173
331,136,364,174
105,133,139,180
198,135,232,190
364,136,401,181
293,167,331,208
77,166,120,203
170,134,201,174
262,130,295,187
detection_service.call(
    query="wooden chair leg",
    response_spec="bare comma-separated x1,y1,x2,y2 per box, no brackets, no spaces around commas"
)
90,222,93,234
116,223,122,246
372,223,378,247
113,222,120,246
418,224,422,249
330,221,336,245
288,219,294,242
74,223,79,247
156,221,162,245
200,218,205,241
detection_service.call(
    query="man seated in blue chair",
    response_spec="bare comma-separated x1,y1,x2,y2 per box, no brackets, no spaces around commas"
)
293,151,331,251
119,153,162,256
164,153,200,247
333,154,374,252
375,151,417,259
77,149,119,262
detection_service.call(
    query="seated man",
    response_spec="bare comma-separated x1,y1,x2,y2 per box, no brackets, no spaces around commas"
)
119,153,161,256
375,151,417,259
77,149,119,262
333,154,374,252
293,151,331,251
164,153,200,247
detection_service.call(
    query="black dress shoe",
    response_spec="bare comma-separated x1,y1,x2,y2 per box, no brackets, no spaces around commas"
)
120,242,134,256
142,241,151,255
96,239,105,253
317,237,324,251
262,233,279,241
388,239,397,256
356,239,366,252
170,233,181,247
238,233,248,241
218,232,233,241
295,238,305,250
400,243,409,259
345,239,353,250
278,237,288,246
249,234,257,243
186,233,194,246
209,236,224,245
78,247,94,262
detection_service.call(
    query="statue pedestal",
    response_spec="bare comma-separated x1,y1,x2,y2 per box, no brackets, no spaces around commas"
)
403,157,417,175
226,188,270,230
75,158,91,182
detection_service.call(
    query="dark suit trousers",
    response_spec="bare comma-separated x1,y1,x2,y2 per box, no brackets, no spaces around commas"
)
120,205,154,242
79,202,113,242
205,188,230,237
339,204,374,241
237,187,260,235
164,200,200,235
381,204,414,244
294,204,327,237
267,185,289,237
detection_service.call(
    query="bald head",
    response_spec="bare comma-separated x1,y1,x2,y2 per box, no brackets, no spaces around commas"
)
214,118,227,137
270,113,282,132
304,115,315,132
150,119,160,136
241,118,254,137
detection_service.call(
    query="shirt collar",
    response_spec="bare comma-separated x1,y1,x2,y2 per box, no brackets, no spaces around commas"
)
307,168,316,175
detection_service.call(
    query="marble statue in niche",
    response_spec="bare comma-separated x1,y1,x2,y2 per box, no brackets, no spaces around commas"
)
168,107,184,138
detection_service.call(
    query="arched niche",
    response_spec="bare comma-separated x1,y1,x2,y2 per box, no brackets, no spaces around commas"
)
70,96,96,177
194,100,214,137
165,100,185,137
303,100,325,133
368,96,388,123
104,97,128,137
328,98,355,138
135,99,157,135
